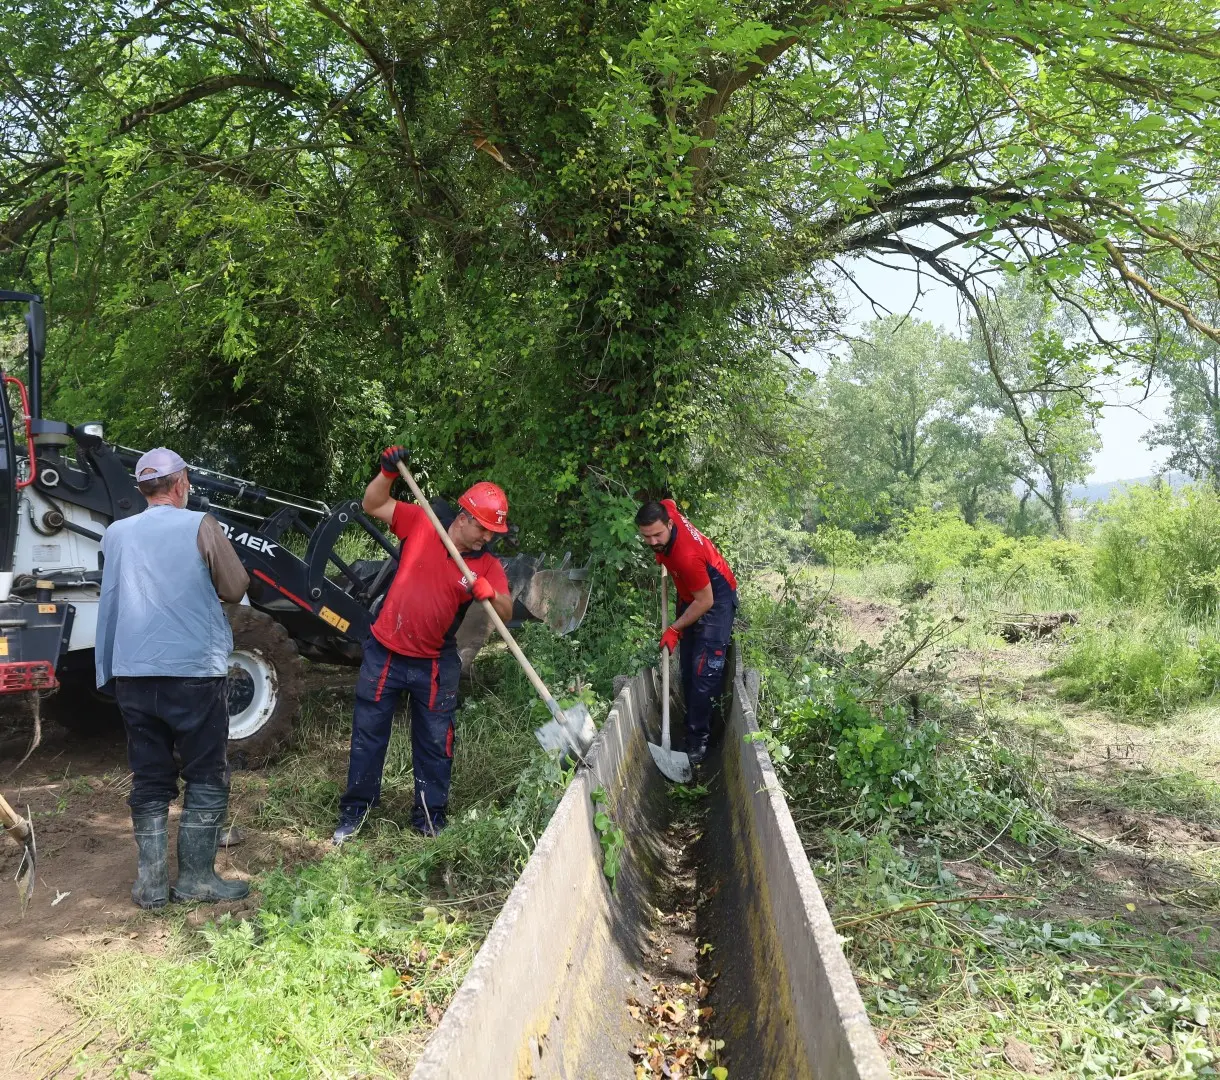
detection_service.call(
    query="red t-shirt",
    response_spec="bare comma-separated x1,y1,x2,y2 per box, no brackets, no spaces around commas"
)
372,502,509,659
653,499,737,605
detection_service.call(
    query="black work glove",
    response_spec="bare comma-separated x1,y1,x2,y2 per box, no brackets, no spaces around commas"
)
379,445,410,478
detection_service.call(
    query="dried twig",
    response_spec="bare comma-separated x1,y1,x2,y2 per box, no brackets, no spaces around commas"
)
835,893,1036,931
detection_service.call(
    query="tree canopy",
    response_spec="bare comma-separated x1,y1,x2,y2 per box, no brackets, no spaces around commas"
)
4,0,1220,547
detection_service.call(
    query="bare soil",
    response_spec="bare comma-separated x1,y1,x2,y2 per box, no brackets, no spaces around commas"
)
1,728,142,1078
0,671,347,1078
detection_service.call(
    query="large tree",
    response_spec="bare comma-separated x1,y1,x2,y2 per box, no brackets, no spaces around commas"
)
1137,201,1220,488
969,276,1101,534
816,316,1009,527
4,0,1220,546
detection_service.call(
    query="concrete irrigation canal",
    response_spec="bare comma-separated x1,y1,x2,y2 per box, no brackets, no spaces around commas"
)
411,654,892,1080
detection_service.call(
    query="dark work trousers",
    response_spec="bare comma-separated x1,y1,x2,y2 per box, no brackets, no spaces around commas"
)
339,636,461,833
678,594,737,744
115,676,230,813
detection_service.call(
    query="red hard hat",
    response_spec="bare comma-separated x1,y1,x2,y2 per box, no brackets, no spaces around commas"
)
458,481,509,533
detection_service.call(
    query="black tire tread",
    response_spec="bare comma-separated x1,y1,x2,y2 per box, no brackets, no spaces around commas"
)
40,680,123,736
224,604,305,768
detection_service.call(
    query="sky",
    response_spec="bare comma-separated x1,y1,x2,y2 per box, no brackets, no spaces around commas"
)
835,256,1169,484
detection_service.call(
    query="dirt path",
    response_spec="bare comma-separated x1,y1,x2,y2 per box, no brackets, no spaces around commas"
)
0,670,347,1077
0,730,140,1077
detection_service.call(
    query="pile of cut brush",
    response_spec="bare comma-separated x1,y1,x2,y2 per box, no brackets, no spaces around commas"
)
997,611,1078,643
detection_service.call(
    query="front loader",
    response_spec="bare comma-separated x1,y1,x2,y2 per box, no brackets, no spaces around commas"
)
0,292,592,766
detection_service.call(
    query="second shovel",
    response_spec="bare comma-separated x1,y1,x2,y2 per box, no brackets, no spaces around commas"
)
648,567,691,783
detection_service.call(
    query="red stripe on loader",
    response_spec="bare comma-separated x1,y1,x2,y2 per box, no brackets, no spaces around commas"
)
251,569,313,612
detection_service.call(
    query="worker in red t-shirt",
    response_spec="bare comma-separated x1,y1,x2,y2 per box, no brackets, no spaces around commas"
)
635,498,738,765
334,446,514,843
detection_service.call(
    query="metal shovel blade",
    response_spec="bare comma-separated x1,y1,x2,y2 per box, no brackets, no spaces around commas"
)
12,819,35,912
647,741,692,784
534,701,596,759
1,794,36,911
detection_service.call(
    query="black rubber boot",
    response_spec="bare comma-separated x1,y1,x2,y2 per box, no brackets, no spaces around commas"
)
131,809,170,910
171,785,250,903
686,733,710,767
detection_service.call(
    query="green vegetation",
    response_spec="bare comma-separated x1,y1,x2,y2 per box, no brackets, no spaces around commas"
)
1092,484,1220,617
738,534,1220,1077
590,786,627,889
73,854,480,1078
6,0,1220,547
10,0,1220,1075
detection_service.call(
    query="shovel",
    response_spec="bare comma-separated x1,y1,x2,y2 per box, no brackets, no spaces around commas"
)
648,567,691,783
394,461,596,763
0,791,36,910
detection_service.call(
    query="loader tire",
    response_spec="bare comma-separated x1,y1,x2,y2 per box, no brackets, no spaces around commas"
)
40,678,123,737
224,605,305,769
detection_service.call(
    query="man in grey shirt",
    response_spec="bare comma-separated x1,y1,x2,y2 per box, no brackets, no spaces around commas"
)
96,447,251,908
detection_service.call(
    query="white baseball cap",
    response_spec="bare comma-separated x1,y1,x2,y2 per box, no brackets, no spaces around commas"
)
134,447,188,482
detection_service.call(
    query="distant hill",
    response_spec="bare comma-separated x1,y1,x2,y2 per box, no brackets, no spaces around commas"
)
1070,472,1191,504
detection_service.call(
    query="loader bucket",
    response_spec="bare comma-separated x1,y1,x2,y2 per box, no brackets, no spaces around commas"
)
520,563,592,636
456,556,593,670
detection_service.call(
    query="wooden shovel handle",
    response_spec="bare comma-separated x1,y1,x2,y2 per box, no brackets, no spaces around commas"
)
0,791,30,842
660,567,671,746
394,461,563,719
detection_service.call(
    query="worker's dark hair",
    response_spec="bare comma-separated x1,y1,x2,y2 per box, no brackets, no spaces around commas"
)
635,500,670,527
137,468,186,498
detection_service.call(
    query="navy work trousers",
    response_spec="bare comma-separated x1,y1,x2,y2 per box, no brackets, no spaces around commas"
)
339,637,461,833
115,675,230,813
678,594,737,743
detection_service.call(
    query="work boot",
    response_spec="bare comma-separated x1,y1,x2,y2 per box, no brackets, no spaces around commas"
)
131,809,170,910
686,734,710,768
171,785,250,903
218,823,246,848
332,805,368,846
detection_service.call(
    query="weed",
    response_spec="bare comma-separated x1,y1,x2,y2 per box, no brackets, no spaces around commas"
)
71,852,478,1078
815,830,1220,1078
590,786,626,889
1068,765,1220,826
1093,483,1220,617
1051,617,1220,717
737,559,1220,1077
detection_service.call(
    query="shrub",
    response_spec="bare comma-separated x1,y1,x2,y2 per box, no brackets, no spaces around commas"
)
766,664,944,820
1050,618,1220,716
809,524,867,568
871,508,1092,602
876,508,994,581
1093,482,1220,617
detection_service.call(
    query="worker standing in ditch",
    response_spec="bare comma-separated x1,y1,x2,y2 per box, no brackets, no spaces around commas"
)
95,448,252,909
333,446,514,844
635,499,738,766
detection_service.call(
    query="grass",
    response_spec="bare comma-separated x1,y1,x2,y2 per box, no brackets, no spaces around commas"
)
1050,615,1220,718
746,563,1220,1078
1067,765,1220,826
814,828,1220,1078
63,636,589,1078
71,854,479,1078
